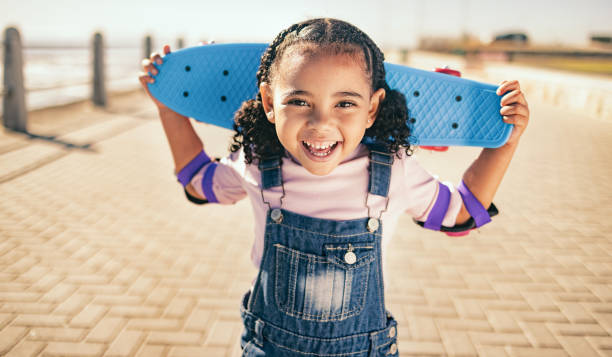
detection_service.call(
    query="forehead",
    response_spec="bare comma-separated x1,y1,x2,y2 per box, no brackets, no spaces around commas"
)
271,44,371,86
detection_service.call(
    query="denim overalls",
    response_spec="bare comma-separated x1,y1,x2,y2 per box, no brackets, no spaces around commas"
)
240,146,399,356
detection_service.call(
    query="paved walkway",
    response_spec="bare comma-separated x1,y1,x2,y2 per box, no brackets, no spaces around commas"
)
0,89,611,357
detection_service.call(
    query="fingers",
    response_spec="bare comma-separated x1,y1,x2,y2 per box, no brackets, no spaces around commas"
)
138,70,155,85
501,114,523,123
500,104,529,118
150,52,164,66
496,80,520,96
138,71,151,87
139,45,172,84
139,59,157,85
496,80,531,146
500,101,529,129
141,58,158,74
500,89,526,106
497,80,529,127
501,114,529,131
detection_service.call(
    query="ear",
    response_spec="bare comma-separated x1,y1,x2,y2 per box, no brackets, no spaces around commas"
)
259,82,275,124
366,88,386,128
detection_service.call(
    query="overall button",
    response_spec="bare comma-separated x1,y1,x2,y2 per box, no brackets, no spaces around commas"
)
389,343,397,355
388,326,396,338
344,251,357,265
270,209,283,223
367,218,379,232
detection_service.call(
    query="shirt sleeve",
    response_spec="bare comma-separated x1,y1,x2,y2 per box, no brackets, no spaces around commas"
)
399,155,463,228
189,150,248,204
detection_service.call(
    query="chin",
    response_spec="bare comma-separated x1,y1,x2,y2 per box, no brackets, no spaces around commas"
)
305,166,336,176
298,157,338,176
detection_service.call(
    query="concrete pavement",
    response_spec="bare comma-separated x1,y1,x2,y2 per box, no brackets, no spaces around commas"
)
0,88,611,356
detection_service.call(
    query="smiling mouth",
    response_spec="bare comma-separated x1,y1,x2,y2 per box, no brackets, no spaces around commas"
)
302,140,340,158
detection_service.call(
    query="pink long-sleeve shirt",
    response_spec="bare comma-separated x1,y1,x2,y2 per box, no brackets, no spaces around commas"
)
190,144,462,272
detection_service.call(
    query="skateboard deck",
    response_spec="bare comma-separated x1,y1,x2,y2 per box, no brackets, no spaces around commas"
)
147,43,512,148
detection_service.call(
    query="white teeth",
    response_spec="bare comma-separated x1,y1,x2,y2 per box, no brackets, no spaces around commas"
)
302,140,339,157
304,141,336,150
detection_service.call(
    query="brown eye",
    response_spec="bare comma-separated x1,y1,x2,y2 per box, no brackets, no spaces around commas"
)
337,101,355,108
288,99,308,106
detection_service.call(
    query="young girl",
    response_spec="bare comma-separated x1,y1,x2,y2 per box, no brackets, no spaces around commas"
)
139,18,529,357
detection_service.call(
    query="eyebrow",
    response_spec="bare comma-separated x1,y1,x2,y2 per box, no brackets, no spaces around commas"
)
282,90,364,100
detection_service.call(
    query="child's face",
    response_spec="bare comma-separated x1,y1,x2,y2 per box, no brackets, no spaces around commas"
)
260,51,385,176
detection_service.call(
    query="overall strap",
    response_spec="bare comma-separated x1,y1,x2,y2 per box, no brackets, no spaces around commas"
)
259,156,285,210
367,144,394,198
258,157,283,189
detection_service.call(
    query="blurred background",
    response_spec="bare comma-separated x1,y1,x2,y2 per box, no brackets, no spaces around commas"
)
1,0,611,114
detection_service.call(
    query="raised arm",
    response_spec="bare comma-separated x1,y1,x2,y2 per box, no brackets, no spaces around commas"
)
139,45,207,200
455,80,529,225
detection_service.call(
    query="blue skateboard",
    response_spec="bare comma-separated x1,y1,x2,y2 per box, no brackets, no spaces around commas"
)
147,43,512,148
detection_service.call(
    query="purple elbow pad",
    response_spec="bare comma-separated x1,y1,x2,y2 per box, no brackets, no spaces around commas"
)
424,182,451,231
176,151,211,187
201,162,219,203
458,180,491,227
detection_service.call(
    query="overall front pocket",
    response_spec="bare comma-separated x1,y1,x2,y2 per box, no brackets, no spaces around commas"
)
274,243,375,322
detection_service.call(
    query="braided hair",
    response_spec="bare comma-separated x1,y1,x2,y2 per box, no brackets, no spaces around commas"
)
230,18,413,164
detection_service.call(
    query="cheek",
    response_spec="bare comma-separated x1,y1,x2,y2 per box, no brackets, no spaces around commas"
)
342,116,370,140
273,117,298,147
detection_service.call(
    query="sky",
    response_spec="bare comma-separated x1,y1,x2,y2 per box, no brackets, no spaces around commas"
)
1,0,611,49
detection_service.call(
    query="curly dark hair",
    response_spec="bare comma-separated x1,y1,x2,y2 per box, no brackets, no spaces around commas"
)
230,18,413,164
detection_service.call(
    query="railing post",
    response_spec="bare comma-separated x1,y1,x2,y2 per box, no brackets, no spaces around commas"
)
92,32,106,107
144,35,153,60
2,27,28,132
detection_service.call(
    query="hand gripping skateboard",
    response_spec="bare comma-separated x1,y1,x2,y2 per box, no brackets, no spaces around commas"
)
147,43,512,148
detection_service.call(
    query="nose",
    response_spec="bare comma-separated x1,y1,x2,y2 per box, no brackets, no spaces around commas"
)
308,108,334,129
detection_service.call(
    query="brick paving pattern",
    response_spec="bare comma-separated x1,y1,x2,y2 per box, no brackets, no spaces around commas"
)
1,90,611,356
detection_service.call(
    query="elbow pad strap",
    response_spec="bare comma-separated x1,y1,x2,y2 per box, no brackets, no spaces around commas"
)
424,182,451,231
176,150,211,187
201,162,219,203
458,180,492,227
